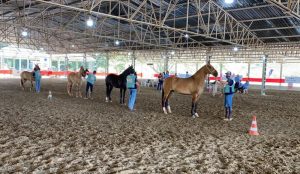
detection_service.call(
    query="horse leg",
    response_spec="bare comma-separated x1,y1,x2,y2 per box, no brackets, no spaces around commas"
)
21,79,25,91
162,89,171,114
191,94,198,118
79,82,82,98
122,88,126,104
30,80,33,92
76,83,79,98
193,95,201,118
166,91,173,113
108,85,113,102
106,83,110,102
119,88,123,104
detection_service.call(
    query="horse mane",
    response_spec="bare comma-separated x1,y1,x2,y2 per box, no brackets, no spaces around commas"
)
191,64,208,79
119,66,133,78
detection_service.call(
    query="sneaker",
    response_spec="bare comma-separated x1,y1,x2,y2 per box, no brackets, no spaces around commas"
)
229,118,233,121
223,118,229,121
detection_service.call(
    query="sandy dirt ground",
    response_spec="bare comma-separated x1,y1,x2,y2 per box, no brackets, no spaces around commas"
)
0,78,299,174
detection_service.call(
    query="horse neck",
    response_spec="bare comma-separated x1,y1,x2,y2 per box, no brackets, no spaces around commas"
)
119,70,130,78
77,69,83,78
192,67,209,83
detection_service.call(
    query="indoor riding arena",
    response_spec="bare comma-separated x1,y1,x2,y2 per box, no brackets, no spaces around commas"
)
0,0,299,173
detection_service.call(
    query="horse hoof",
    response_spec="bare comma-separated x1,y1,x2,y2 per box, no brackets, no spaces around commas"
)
195,113,199,117
163,107,168,114
167,106,172,113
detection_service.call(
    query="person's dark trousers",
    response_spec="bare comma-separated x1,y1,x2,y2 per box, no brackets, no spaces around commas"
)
86,82,93,98
157,80,162,90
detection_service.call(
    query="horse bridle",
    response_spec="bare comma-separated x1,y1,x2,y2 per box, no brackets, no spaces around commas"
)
205,65,216,75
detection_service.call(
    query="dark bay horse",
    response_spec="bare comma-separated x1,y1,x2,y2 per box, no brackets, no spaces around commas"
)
67,66,88,97
105,66,135,104
162,61,218,118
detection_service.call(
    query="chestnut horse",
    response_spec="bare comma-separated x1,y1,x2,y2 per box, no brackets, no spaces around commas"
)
162,61,218,118
67,66,88,97
20,71,35,91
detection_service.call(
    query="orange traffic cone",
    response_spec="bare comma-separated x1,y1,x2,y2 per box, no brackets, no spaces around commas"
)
249,116,259,135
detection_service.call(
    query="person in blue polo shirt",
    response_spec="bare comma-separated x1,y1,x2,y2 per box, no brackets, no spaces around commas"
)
127,72,138,111
223,71,235,121
85,70,96,99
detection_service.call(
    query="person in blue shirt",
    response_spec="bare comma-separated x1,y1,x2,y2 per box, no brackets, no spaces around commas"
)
164,70,170,79
85,70,96,99
234,74,241,92
185,71,190,78
127,72,138,111
223,71,235,121
241,81,250,94
34,65,41,93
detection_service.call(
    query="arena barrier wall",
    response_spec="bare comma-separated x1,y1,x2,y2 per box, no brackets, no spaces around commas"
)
0,70,143,78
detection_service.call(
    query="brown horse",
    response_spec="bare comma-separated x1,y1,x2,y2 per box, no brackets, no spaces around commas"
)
162,61,218,118
20,71,35,91
67,66,88,97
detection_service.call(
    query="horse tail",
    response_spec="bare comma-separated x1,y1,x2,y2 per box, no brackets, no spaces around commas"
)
106,81,110,97
20,79,23,87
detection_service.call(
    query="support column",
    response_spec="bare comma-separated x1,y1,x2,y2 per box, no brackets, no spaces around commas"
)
65,54,69,76
175,61,177,74
58,57,61,71
19,58,21,71
83,52,87,68
163,53,169,72
49,54,52,70
220,63,223,80
247,63,251,79
0,51,3,69
279,63,283,90
106,52,109,77
261,55,267,96
131,52,136,69
27,57,29,70
206,53,212,85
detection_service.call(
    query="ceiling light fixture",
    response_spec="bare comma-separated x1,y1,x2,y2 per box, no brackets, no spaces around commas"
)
21,31,28,37
86,17,94,27
225,0,234,4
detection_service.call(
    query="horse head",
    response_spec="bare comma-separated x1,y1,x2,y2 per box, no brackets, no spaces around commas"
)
205,61,218,77
79,66,88,77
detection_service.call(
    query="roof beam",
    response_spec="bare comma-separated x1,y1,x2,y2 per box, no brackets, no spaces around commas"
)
267,0,300,20
33,0,264,48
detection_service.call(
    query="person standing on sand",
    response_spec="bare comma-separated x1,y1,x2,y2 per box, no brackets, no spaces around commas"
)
157,73,163,91
34,65,41,93
221,71,235,121
85,70,96,99
127,72,138,111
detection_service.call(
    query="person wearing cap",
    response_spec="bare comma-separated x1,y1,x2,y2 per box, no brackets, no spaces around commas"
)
223,71,235,121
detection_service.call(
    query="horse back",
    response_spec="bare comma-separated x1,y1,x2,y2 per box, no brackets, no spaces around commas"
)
68,72,82,83
164,76,202,95
105,74,125,88
21,71,34,81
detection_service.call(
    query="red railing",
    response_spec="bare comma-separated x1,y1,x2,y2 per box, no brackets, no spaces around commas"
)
0,70,143,77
